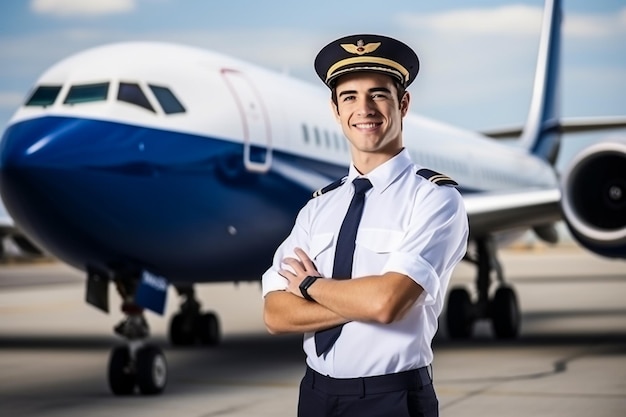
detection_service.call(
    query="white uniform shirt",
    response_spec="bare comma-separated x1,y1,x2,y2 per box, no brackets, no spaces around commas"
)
262,149,469,378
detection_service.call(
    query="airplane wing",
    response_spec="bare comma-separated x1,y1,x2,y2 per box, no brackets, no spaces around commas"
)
273,153,564,241
0,197,45,257
0,197,15,234
462,187,561,238
270,155,338,192
481,116,626,139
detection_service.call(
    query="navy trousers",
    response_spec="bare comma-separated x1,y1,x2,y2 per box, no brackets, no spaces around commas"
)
297,367,439,417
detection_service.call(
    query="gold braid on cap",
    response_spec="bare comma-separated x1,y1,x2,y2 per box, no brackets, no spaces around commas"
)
326,56,410,85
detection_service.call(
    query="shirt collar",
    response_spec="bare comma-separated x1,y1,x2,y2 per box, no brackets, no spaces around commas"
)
347,148,413,193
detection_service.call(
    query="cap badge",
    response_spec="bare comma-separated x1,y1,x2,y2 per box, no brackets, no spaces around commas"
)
340,39,381,56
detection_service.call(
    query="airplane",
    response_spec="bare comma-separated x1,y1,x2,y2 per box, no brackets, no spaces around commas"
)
0,0,624,396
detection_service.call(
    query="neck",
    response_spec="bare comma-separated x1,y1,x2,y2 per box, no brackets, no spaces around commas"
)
352,147,403,175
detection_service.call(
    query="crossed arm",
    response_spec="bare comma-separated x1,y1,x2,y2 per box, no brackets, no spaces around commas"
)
263,247,423,335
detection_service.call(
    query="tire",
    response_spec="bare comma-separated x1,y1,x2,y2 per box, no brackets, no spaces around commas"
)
169,312,195,346
136,345,167,395
195,311,221,346
491,286,520,339
108,346,135,395
446,287,474,339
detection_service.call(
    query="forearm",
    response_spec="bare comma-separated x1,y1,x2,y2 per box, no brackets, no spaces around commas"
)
306,272,422,324
263,290,348,334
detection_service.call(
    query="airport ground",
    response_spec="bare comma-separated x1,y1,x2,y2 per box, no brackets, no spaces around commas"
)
0,243,625,416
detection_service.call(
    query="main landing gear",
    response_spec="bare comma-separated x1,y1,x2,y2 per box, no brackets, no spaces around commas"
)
168,284,221,346
446,237,521,339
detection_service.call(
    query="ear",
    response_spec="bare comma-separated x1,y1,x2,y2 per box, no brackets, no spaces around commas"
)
400,91,410,117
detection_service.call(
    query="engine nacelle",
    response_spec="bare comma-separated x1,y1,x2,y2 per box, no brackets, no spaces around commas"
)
560,140,626,258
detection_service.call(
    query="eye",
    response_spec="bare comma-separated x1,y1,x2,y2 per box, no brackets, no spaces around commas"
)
342,95,356,102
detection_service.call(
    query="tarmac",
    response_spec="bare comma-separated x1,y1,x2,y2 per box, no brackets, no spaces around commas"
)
0,244,625,416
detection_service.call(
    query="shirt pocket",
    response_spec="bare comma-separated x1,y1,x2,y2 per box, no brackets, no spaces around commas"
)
310,232,334,259
357,229,403,254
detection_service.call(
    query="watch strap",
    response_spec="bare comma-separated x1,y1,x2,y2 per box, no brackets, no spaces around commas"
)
299,275,319,301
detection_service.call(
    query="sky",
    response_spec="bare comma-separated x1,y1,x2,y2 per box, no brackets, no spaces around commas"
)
0,0,625,169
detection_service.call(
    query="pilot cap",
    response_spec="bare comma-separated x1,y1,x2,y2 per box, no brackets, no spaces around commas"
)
314,34,420,89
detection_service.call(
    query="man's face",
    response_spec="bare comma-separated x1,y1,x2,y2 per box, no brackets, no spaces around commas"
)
333,72,409,158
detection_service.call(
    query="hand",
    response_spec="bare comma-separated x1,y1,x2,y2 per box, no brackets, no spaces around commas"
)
279,247,321,298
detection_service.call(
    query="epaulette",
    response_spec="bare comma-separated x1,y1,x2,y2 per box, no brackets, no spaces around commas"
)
312,176,347,198
416,168,458,186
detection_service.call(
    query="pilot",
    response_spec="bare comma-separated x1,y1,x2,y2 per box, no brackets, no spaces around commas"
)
262,34,469,417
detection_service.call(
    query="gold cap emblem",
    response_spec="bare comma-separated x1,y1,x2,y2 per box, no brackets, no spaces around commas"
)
340,39,381,55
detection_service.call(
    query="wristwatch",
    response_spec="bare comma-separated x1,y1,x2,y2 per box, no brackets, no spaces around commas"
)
299,276,319,301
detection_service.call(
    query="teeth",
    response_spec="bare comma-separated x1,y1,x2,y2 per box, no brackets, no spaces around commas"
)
355,123,378,128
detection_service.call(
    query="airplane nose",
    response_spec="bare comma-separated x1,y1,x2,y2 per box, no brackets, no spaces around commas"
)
0,117,110,266
1,116,130,171
0,116,113,219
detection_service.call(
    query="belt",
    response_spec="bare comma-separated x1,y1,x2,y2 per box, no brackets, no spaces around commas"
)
304,366,432,396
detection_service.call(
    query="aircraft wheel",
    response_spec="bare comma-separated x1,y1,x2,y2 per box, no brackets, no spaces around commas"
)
136,345,167,395
196,311,221,346
491,286,520,339
446,287,474,339
169,312,195,346
108,346,136,395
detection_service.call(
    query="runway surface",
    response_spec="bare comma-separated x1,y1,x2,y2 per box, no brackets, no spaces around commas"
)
0,245,625,416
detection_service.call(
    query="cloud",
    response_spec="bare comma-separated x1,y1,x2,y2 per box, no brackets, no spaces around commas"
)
397,5,626,39
31,0,135,17
564,7,626,38
396,5,543,37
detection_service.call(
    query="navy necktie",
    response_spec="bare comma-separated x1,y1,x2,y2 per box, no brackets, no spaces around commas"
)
315,178,373,356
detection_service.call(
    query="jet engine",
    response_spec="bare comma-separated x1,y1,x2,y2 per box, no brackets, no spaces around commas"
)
560,140,626,258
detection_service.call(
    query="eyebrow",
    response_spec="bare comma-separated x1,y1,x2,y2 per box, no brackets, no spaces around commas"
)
338,87,392,97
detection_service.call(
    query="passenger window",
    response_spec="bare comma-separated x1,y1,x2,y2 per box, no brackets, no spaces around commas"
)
314,127,321,146
333,132,341,150
25,85,62,107
64,82,109,104
118,82,155,112
148,85,185,114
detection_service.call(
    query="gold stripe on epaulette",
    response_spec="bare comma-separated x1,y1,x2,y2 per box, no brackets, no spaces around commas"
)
429,174,450,183
431,175,458,186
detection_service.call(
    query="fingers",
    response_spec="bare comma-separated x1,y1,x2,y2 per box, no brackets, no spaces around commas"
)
293,248,321,277
280,257,301,276
278,248,320,299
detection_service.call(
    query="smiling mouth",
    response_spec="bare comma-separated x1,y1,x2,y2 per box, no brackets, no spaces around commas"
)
353,122,382,129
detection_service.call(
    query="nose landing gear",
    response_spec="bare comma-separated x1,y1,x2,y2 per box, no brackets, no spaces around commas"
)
107,277,167,395
87,268,222,395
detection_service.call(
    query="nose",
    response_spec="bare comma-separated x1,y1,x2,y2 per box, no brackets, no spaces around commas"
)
355,97,376,117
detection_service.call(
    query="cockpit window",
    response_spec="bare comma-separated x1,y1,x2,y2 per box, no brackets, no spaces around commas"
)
149,84,186,114
64,82,109,104
25,85,62,107
118,82,155,112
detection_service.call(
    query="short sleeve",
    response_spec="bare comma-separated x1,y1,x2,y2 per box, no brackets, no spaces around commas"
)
261,202,313,298
382,186,468,304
